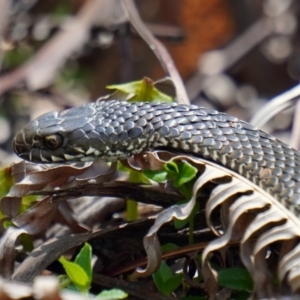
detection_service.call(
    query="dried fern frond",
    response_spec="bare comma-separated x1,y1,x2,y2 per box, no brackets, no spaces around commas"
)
133,151,300,298
201,158,300,297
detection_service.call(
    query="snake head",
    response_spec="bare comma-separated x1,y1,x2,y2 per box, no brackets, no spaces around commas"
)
13,108,88,163
13,101,152,163
13,104,108,163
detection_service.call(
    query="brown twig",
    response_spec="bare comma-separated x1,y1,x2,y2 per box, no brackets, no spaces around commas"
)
122,0,189,105
29,182,183,207
103,239,242,277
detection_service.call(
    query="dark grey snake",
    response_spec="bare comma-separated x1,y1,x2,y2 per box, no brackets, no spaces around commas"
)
13,100,300,215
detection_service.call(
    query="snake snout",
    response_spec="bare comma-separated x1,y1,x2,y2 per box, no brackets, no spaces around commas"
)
13,142,29,157
13,118,42,161
13,132,29,157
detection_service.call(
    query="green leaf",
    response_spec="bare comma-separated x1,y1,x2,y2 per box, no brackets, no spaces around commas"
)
164,161,179,175
126,199,138,221
217,268,253,291
163,274,183,296
164,161,198,188
3,47,33,68
20,233,33,252
107,77,173,103
128,168,150,184
161,243,179,253
154,261,174,282
97,289,128,299
164,161,198,198
124,164,151,221
153,262,183,295
143,169,168,182
3,220,14,229
231,290,252,300
118,162,150,221
53,1,73,17
0,167,15,219
118,162,150,184
174,202,200,229
59,256,90,292
58,274,71,289
74,243,92,283
175,162,198,187
0,167,14,199
20,195,38,214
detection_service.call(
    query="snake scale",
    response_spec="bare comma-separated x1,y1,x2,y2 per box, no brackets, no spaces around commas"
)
13,100,300,215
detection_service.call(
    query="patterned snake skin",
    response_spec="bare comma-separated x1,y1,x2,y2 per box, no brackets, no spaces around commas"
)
13,100,300,214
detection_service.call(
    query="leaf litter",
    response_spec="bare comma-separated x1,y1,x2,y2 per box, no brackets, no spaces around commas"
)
1,150,300,298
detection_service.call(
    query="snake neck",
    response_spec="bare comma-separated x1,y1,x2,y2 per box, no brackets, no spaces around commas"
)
12,100,300,214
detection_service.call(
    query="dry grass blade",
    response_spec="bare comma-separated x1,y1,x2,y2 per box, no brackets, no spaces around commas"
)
13,196,58,235
122,0,189,104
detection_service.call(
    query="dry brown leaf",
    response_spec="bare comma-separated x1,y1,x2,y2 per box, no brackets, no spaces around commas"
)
3,161,116,203
0,197,22,219
126,151,300,296
0,160,118,279
0,227,27,278
279,242,300,293
199,158,300,297
55,201,89,233
12,197,58,235
5,162,88,199
1,161,116,236
1,162,44,218
5,149,300,297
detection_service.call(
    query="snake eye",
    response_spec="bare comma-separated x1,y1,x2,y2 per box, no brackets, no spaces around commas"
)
43,134,63,150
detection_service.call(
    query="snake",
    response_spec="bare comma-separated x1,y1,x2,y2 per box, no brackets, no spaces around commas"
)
13,99,300,215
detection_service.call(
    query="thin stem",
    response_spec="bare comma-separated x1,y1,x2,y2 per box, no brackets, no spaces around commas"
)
126,199,138,221
122,0,189,104
250,84,300,128
290,99,300,150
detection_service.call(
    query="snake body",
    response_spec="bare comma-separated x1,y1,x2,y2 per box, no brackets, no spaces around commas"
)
13,100,300,214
